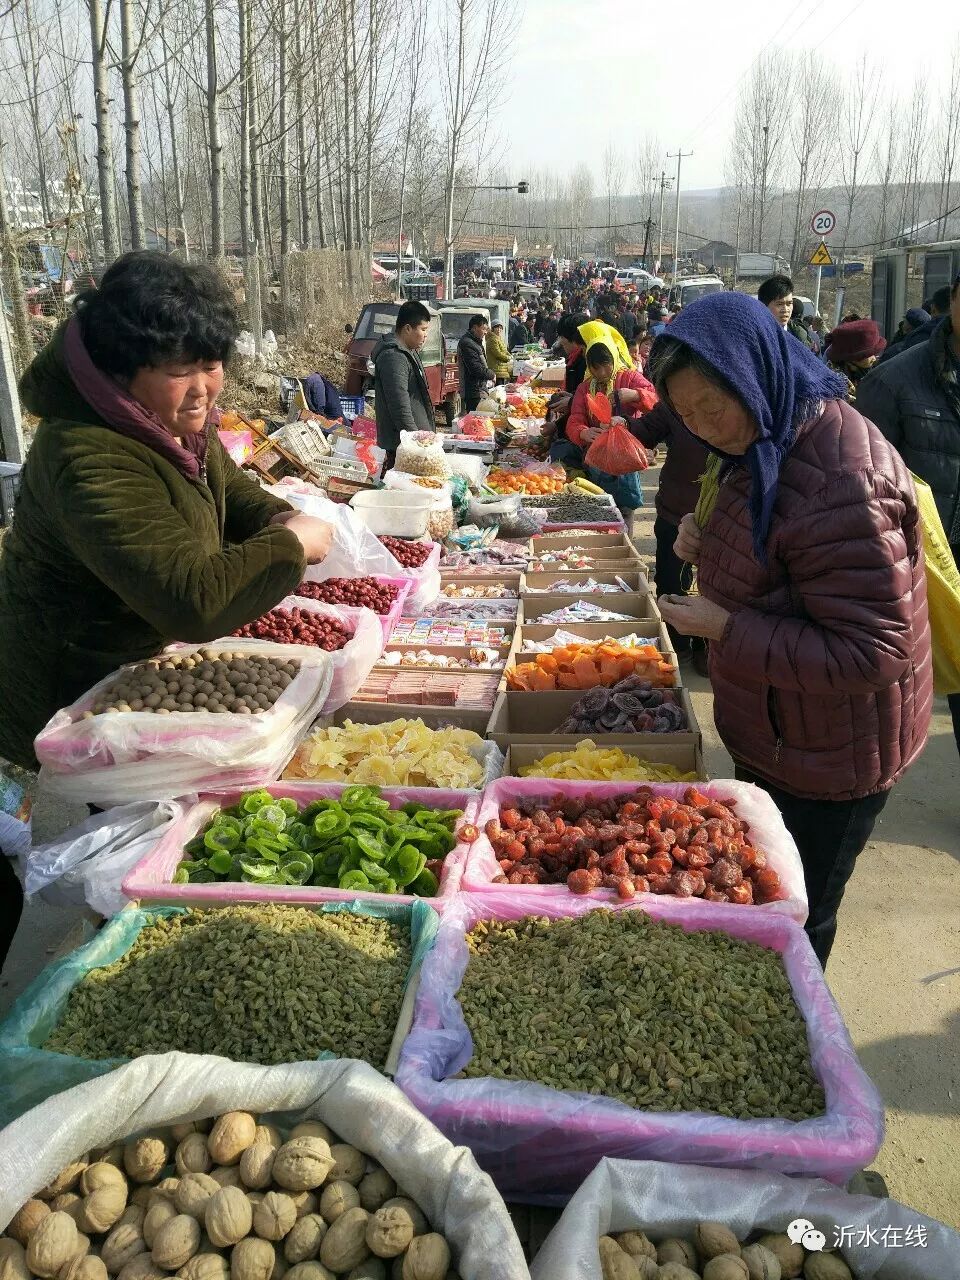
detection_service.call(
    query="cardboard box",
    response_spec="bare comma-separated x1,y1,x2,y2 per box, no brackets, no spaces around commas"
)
530,532,639,553
522,569,648,595
487,687,699,748
526,547,643,573
377,643,511,672
503,739,706,780
327,701,494,735
521,592,659,624
437,572,526,597
518,620,671,650
506,619,679,690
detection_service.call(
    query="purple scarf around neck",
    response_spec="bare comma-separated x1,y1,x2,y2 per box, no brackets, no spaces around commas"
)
63,315,215,482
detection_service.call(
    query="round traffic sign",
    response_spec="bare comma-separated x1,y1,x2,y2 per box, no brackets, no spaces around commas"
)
811,209,836,236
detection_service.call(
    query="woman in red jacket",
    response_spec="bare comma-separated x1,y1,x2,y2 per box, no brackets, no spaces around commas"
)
648,292,933,966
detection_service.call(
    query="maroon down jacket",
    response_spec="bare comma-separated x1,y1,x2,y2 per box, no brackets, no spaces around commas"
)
698,398,933,801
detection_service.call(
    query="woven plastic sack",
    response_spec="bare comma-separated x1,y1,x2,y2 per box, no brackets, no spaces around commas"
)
584,421,651,477
35,644,334,808
0,898,437,1124
396,891,884,1200
462,777,808,923
0,1053,530,1280
530,1157,958,1278
912,473,960,694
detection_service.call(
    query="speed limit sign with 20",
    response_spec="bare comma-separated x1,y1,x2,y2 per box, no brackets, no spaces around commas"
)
811,209,836,237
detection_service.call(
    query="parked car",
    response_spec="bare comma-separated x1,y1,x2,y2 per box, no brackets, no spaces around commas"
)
668,274,725,309
344,301,461,426
736,252,791,279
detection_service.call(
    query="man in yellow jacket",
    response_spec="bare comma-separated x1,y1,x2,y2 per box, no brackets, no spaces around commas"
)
486,322,513,383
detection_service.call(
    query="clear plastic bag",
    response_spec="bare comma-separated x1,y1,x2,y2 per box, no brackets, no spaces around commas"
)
396,430,451,478
396,891,885,1199
0,1054,530,1280
22,799,190,916
531,1157,958,1279
35,643,334,807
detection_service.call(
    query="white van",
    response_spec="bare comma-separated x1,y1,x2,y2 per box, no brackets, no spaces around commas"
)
668,275,725,309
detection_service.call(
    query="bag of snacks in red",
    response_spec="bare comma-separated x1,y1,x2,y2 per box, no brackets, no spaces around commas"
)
584,420,651,477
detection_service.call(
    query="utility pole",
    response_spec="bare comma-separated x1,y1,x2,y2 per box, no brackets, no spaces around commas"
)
757,123,769,251
640,217,653,271
667,149,693,286
657,171,672,274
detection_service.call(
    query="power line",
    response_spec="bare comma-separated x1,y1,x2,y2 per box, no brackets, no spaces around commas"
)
810,0,869,52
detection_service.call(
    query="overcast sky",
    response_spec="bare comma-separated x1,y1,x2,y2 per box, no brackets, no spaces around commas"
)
503,0,954,190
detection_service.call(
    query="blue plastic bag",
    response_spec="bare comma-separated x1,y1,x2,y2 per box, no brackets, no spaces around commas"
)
0,899,437,1126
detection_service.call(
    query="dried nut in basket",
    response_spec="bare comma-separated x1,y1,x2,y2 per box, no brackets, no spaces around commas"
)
0,1239,32,1280
62,1257,108,1280
100,1222,148,1274
117,1254,167,1280
80,1168,127,1200
143,1205,179,1251
208,1172,242,1192
755,1237,804,1280
151,1215,201,1271
7,1201,51,1246
345,1263,386,1280
741,1245,781,1280
704,1257,749,1280
282,1219,327,1266
400,1235,450,1280
252,1196,297,1243
657,1266,701,1280
365,1208,414,1259
803,1257,853,1280
380,1203,426,1238
124,1140,169,1186
252,1127,283,1152
176,1258,228,1280
239,1147,275,1193
205,1189,252,1249
175,1138,212,1178
615,1233,656,1261
695,1224,741,1263
230,1239,275,1280
327,1147,364,1188
27,1215,81,1278
288,1125,332,1146
207,1116,257,1168
272,1143,335,1194
288,1198,317,1224
41,1163,90,1201
356,1175,395,1216
174,1178,220,1224
319,1184,360,1226
318,1210,370,1274
283,1266,334,1280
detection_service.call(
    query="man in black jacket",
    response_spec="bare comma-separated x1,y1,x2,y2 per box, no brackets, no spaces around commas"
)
458,314,494,410
372,300,435,468
857,273,960,755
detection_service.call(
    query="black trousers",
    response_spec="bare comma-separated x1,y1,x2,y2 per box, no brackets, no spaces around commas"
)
735,766,889,968
949,692,960,758
654,516,696,654
0,850,24,973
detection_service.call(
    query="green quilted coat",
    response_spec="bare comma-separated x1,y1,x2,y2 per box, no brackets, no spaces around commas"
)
0,328,306,769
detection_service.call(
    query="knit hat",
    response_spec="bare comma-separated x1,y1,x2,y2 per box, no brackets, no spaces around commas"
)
905,307,930,329
824,318,886,365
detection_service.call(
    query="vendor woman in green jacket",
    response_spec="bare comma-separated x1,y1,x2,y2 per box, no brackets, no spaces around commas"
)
0,253,334,965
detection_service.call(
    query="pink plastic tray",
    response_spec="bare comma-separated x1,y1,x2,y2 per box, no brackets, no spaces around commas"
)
395,890,885,1198
121,782,478,910
462,777,808,923
375,577,412,643
543,521,625,533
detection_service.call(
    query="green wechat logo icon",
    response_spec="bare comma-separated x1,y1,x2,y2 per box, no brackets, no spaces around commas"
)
788,1220,826,1252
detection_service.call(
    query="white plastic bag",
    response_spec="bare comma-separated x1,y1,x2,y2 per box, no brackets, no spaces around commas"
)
264,483,410,580
530,1157,958,1280
0,768,31,858
35,643,333,807
396,430,451,478
22,799,190,916
234,330,256,358
0,1053,531,1280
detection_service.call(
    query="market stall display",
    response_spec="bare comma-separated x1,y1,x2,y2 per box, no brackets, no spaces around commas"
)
529,1157,959,1280
355,669,501,711
396,892,884,1197
487,687,698,748
506,741,704,784
378,537,433,568
505,643,676,693
0,1055,531,1280
231,607,352,650
558,682,687,734
284,718,498,789
486,466,565,495
388,618,512,648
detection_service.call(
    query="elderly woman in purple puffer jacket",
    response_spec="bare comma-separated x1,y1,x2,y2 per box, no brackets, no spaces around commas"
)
647,292,933,967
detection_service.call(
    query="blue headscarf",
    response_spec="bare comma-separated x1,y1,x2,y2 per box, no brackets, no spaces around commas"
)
654,292,847,560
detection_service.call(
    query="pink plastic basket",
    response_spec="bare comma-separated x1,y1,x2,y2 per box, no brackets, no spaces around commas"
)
396,890,884,1199
377,577,412,643
121,782,478,910
462,777,808,923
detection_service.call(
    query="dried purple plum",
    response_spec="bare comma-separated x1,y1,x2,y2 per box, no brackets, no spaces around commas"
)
598,711,622,730
612,674,653,693
612,692,643,715
656,703,686,731
575,688,612,717
558,717,580,733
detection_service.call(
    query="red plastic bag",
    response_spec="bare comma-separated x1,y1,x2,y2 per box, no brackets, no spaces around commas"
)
583,421,650,476
586,392,612,425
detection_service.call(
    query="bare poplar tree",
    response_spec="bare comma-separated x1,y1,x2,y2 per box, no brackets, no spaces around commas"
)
788,52,838,270
89,0,121,262
838,55,880,267
118,0,146,247
935,43,960,238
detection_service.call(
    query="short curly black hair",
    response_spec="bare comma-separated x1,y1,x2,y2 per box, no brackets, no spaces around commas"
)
74,251,239,379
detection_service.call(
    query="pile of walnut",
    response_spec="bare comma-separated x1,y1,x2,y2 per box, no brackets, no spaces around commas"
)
600,1222,855,1280
1,1111,459,1280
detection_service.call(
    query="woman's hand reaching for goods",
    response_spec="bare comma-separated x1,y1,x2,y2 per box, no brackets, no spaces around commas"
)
582,426,605,444
658,594,731,642
283,513,334,564
674,512,702,564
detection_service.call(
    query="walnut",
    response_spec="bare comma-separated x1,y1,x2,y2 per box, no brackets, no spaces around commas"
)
101,1221,149,1276
356,1174,395,1216
365,1208,413,1260
755,1236,805,1280
400,1235,450,1280
271,1142,334,1195
174,1138,212,1179
176,1257,229,1280
695,1223,741,1264
251,1195,296,1244
150,1215,201,1271
26,1214,81,1279
282,1218,327,1266
327,1147,364,1188
80,1167,128,1199
287,1125,332,1145
204,1189,252,1249
230,1240,274,1280
40,1160,90,1201
803,1256,853,1280
143,1204,179,1251
124,1140,169,1186
741,1244,781,1280
206,1115,256,1168
251,1127,283,1152
7,1201,52,1245
703,1257,750,1280
0,1239,31,1280
174,1176,220,1224
238,1147,275,1193
317,1209,370,1274
59,1256,108,1280
80,1188,128,1236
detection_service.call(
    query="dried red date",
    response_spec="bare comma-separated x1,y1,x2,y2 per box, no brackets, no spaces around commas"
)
232,606,350,651
296,576,399,614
